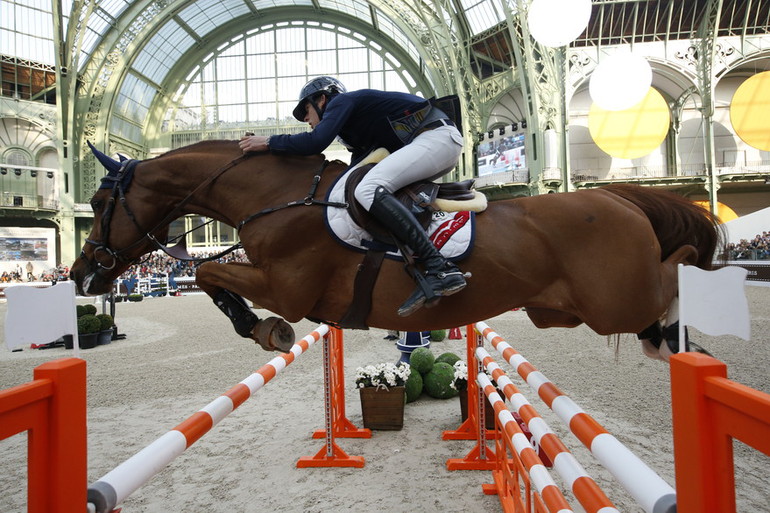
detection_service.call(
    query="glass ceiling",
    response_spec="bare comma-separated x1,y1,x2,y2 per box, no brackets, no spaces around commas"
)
1,0,507,69
461,0,506,34
157,23,419,133
4,0,768,74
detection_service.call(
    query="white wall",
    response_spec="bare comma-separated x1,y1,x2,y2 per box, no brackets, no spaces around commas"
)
723,207,770,243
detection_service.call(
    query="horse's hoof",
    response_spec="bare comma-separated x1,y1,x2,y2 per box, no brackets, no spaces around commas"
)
254,317,295,353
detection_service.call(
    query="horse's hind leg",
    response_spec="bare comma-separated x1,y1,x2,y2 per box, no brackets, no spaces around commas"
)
196,262,295,353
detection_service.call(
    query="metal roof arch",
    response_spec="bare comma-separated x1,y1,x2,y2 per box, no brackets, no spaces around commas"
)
76,3,447,155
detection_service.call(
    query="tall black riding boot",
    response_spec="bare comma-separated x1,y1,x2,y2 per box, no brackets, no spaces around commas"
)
369,187,467,316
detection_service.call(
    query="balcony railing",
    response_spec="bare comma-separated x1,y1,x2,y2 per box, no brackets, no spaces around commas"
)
0,164,59,211
474,161,770,189
475,169,529,187
0,192,59,210
571,161,770,182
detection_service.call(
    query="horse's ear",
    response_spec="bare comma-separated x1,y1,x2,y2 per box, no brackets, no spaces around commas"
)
87,140,122,173
665,245,699,266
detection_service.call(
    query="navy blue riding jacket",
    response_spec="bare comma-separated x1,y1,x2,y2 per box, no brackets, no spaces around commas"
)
268,89,431,165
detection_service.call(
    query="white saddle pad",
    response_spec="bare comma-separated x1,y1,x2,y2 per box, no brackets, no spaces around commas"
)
324,167,475,261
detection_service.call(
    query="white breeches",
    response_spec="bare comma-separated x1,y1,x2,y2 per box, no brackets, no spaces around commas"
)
354,125,464,210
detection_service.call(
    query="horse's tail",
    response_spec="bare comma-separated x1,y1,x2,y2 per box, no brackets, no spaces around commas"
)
601,184,723,269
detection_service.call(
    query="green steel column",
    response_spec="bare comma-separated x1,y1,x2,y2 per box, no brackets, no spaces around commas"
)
422,0,483,181
506,0,565,196
52,0,95,263
696,0,724,215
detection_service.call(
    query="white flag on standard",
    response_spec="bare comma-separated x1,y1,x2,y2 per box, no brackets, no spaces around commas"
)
678,264,750,341
4,281,80,353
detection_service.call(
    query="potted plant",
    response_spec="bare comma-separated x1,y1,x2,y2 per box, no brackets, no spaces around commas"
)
453,360,497,429
77,314,101,349
430,329,447,342
95,313,115,345
64,304,99,349
450,359,468,392
355,362,411,430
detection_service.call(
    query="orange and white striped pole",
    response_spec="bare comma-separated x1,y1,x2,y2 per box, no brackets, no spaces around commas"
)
87,324,328,513
476,348,617,513
477,372,574,513
475,321,676,513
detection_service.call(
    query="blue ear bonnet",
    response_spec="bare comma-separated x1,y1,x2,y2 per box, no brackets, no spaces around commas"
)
88,140,136,190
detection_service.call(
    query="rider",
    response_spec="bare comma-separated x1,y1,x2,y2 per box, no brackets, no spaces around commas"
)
239,76,466,316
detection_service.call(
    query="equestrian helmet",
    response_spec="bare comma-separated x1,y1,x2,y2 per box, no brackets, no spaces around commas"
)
293,76,346,121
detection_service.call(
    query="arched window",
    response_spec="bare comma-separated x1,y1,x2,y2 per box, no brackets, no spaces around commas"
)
163,24,418,133
3,148,32,167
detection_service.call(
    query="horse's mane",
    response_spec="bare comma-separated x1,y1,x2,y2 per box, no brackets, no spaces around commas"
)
155,140,240,159
601,184,724,269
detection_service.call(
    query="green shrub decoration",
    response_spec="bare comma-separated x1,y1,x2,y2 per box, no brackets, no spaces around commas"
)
83,304,97,315
405,371,423,403
76,305,87,318
430,329,447,341
95,314,114,331
435,352,461,367
409,347,435,375
127,294,144,302
77,314,102,334
423,362,459,399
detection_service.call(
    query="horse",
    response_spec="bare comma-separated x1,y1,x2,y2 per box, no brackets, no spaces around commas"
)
70,140,721,360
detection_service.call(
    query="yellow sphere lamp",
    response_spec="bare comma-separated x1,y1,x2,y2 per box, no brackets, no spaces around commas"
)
589,88,670,159
730,71,770,151
693,201,739,223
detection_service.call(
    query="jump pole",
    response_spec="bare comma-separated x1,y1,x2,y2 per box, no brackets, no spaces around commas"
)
475,321,677,513
443,324,498,470
475,352,617,513
87,324,329,513
309,325,370,440
297,326,367,467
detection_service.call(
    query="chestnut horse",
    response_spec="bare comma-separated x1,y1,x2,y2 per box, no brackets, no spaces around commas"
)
70,140,720,357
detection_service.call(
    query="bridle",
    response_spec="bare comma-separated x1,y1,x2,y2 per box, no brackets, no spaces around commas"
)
80,155,249,273
80,153,348,275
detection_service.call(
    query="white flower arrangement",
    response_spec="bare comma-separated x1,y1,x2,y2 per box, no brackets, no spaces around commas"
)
450,360,468,391
355,362,411,390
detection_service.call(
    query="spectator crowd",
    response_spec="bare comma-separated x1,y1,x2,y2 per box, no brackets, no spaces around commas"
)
0,249,248,286
0,263,70,284
724,231,770,260
2,232,767,287
115,249,250,280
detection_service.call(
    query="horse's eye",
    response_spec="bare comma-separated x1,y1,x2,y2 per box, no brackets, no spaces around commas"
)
90,200,103,212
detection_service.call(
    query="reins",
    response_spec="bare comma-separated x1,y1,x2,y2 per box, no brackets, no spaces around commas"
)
84,154,249,268
83,153,348,271
237,160,348,230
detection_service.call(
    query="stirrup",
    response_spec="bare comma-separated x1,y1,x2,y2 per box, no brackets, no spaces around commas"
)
397,267,467,317
398,271,438,317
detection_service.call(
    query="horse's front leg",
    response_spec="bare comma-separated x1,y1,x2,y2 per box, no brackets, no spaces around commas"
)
195,261,295,353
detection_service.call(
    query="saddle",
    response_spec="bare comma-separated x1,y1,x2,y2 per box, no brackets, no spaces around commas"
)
336,154,485,330
345,164,481,245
